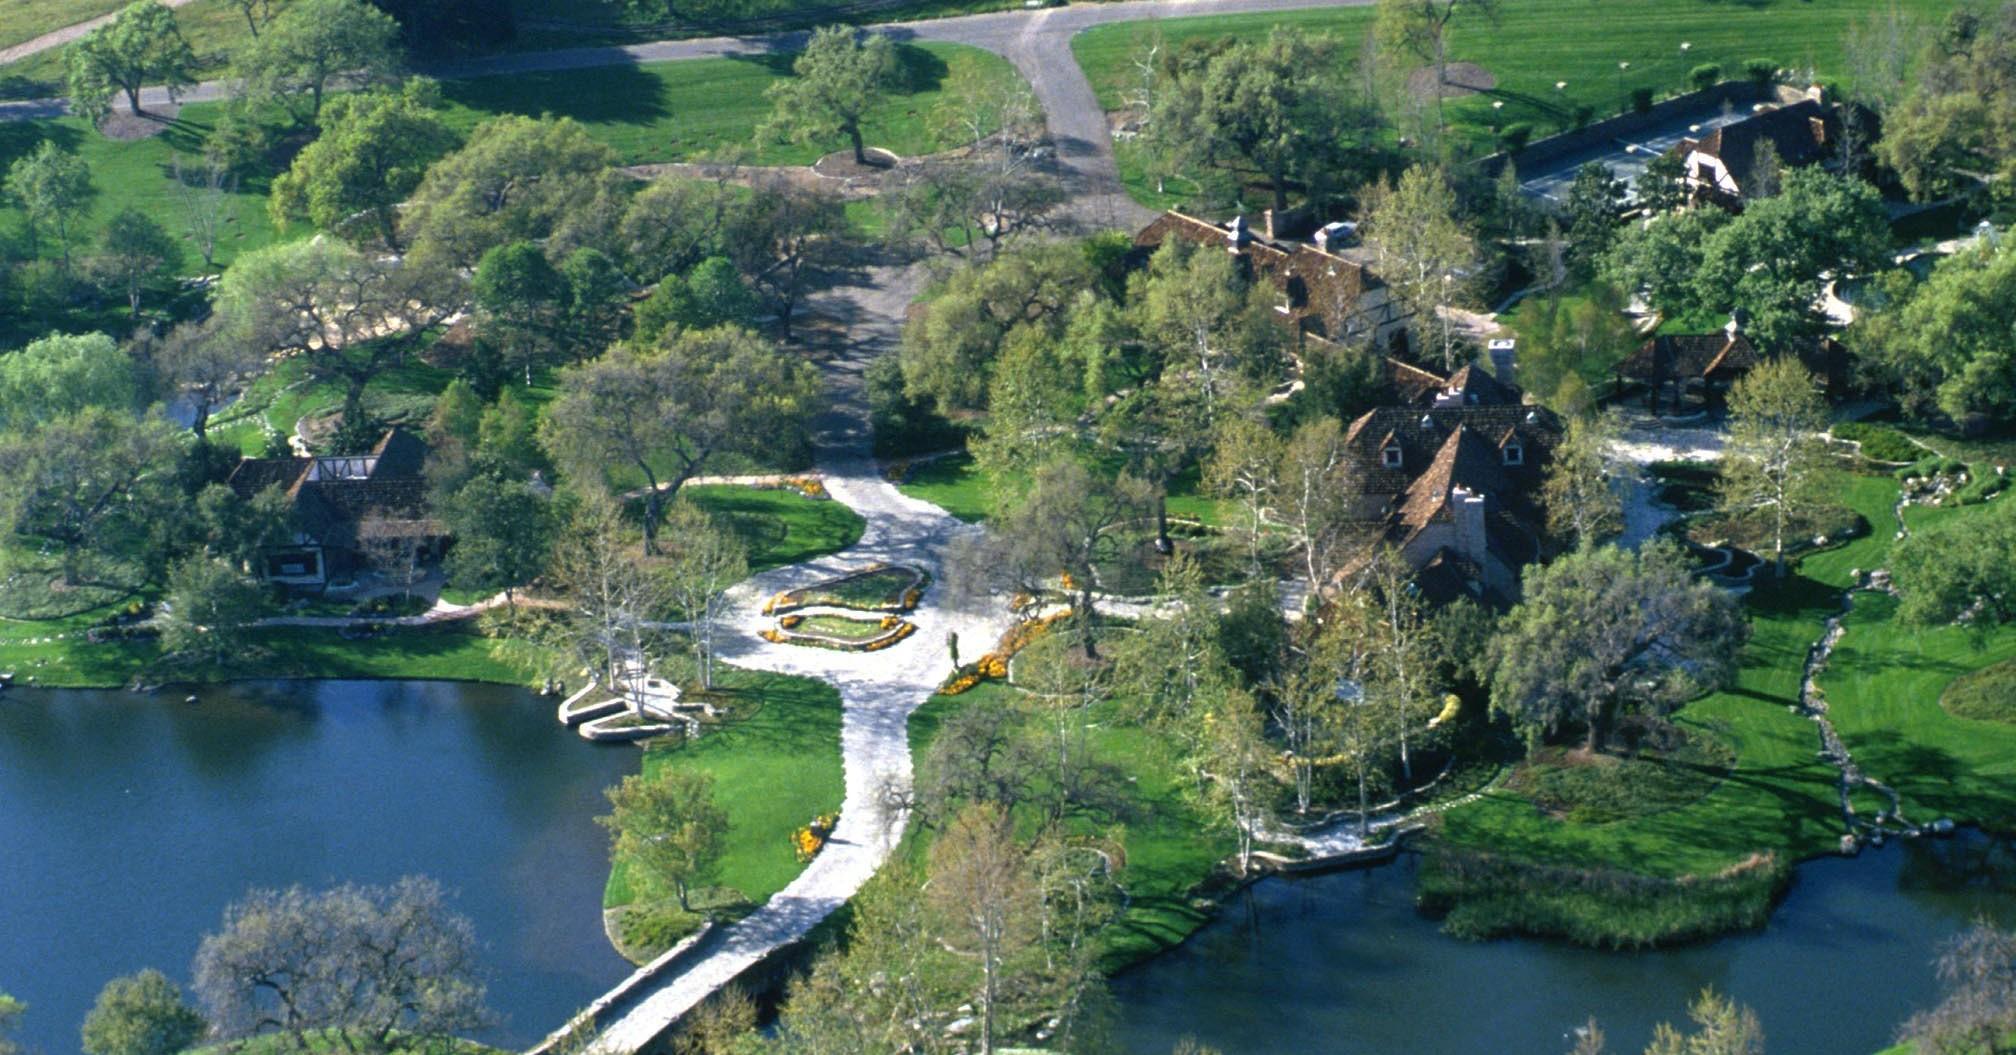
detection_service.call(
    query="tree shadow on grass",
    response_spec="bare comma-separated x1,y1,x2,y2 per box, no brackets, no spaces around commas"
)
723,40,950,93
0,116,80,170
442,59,673,129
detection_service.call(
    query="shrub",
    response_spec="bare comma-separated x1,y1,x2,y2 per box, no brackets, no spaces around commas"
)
1498,122,1534,152
1689,63,1723,91
1832,421,1920,463
1744,59,1776,88
1571,104,1594,129
616,902,705,960
1630,87,1655,113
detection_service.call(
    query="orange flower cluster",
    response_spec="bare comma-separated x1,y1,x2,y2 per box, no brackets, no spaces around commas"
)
863,622,917,651
878,615,901,630
1059,571,1078,591
791,826,825,862
938,610,1068,694
783,476,828,499
780,614,805,630
761,628,787,643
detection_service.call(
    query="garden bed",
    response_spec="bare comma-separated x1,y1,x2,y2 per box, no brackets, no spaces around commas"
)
764,563,928,615
763,615,917,652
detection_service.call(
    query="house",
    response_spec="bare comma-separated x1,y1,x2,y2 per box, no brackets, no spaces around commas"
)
1614,315,1762,413
1133,210,1415,354
1615,314,1850,412
1337,366,1564,604
226,428,444,588
1669,97,1839,205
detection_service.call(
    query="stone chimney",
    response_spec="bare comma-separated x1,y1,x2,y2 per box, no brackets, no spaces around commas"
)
1452,485,1488,566
1488,338,1517,388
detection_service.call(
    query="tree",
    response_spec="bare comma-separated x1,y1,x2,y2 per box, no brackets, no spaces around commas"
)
1852,244,2016,426
997,459,1154,658
924,804,1042,1055
559,247,632,355
548,496,676,690
727,182,849,341
1374,0,1500,137
1842,2,1930,115
1361,165,1477,372
441,475,555,616
400,115,616,267
760,26,898,166
1149,29,1359,214
269,81,458,251
1599,207,1728,324
232,0,403,126
1543,411,1625,549
1507,282,1638,413
472,241,567,384
0,332,140,431
1563,162,1626,276
1205,413,1283,574
91,207,183,321
159,556,268,664
600,769,728,912
169,153,237,270
192,877,491,1053
1277,416,1360,587
1645,988,1765,1055
213,238,464,435
0,408,179,584
635,257,758,343
153,318,268,441
1635,149,1689,215
673,987,758,1055
1875,4,2016,203
658,501,747,691
899,240,1097,414
7,140,97,269
66,1,199,120
1487,542,1744,752
357,513,426,599
1693,170,1889,350
193,482,293,569
1890,497,2016,628
0,993,23,1055
541,326,820,551
1719,356,1831,577
1193,685,1273,875
1899,917,2016,1055
225,0,280,37
890,66,1060,259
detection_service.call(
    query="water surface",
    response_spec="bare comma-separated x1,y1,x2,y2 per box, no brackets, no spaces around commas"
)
0,681,636,1054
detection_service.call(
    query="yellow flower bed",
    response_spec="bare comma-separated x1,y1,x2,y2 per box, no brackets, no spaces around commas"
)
862,621,917,651
939,610,1068,694
780,614,805,630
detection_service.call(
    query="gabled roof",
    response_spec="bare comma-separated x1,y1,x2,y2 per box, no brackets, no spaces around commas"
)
1617,332,1761,382
227,429,438,549
1434,364,1525,407
1393,425,1510,537
1684,99,1834,190
1342,403,1563,497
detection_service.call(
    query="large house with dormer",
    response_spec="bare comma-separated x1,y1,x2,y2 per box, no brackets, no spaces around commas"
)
1338,364,1564,604
225,428,443,588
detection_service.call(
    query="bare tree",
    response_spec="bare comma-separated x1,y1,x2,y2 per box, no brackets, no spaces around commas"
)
925,804,1040,1055
170,154,237,272
1900,918,2016,1055
152,316,268,441
548,497,676,694
192,877,492,1054
356,514,426,600
659,501,748,691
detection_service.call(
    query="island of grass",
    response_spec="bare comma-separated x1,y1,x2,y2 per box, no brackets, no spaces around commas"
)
1941,660,2016,724
767,564,928,615
602,669,844,962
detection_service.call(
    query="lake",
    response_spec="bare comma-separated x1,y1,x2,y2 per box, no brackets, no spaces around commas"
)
4,679,2013,1055
0,681,637,1055
1112,833,2016,1055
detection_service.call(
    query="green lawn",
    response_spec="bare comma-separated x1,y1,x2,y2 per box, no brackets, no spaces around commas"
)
603,668,844,910
0,0,130,50
896,452,1235,527
1073,0,1963,177
684,484,865,573
905,680,1235,971
436,42,1018,167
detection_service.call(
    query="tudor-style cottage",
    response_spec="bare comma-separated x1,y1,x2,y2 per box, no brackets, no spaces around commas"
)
226,428,443,588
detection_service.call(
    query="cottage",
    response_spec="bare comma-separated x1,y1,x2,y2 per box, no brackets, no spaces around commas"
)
1337,366,1564,604
1614,314,1762,413
226,428,444,588
1670,97,1839,205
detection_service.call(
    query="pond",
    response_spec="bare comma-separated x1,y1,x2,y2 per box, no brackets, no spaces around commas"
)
1112,834,2016,1055
0,681,637,1055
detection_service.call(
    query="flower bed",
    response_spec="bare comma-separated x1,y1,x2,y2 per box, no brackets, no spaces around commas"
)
763,616,917,652
940,609,1070,695
764,563,930,615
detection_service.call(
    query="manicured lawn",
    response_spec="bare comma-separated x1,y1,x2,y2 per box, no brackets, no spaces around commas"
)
436,42,1021,167
0,0,129,50
1940,658,2016,724
897,452,1235,527
603,668,844,909
683,484,865,574
0,0,264,96
1073,0,1963,162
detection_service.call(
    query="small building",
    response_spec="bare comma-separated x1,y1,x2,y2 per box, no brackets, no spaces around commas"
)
1132,210,1415,354
1337,366,1564,604
1614,315,1762,413
226,428,443,588
1669,97,1838,205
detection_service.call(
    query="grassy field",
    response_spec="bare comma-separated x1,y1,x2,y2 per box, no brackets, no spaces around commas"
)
683,484,866,573
0,0,130,51
603,668,844,911
1073,0,1963,174
435,42,1021,167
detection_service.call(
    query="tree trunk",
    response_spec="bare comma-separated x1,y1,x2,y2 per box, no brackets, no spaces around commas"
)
1154,494,1173,554
1586,699,1610,753
125,84,144,116
848,124,867,166
1078,586,1098,660
342,376,370,439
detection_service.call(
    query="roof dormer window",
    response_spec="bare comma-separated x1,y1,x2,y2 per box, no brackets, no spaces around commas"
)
1382,443,1404,469
1502,440,1524,466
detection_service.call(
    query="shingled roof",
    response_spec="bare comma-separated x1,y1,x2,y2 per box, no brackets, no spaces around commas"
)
1616,331,1761,384
1679,99,1835,193
225,428,438,550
